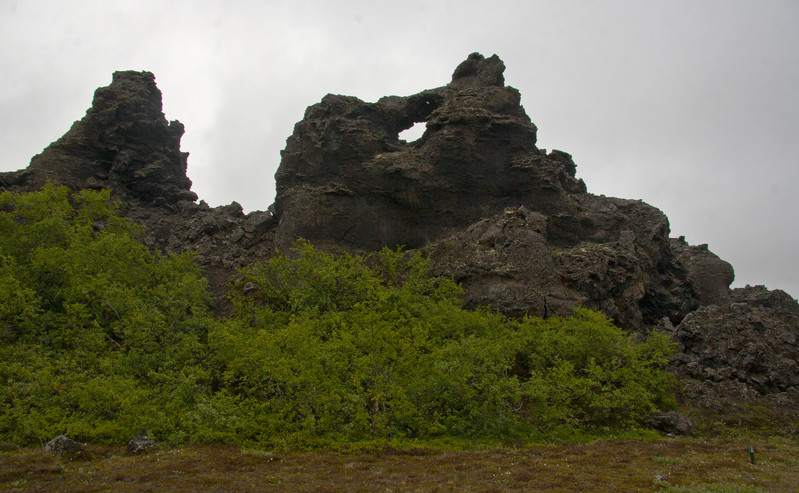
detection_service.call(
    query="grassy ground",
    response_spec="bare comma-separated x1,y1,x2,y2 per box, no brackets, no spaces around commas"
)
1,437,797,492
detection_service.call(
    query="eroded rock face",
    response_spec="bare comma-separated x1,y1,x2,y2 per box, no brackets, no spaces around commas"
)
2,71,196,206
272,53,585,252
670,236,735,306
425,196,698,329
271,53,720,330
0,71,277,298
425,206,569,318
668,286,799,410
122,199,276,300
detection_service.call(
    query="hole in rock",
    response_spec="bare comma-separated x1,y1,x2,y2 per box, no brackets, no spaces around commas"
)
398,121,427,142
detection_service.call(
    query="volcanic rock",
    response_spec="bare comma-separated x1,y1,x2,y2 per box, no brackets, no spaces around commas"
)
2,53,796,412
272,53,585,252
669,286,799,410
670,236,734,306
271,53,714,329
45,435,83,455
0,71,277,298
126,430,157,454
647,411,694,436
424,195,698,329
2,71,196,206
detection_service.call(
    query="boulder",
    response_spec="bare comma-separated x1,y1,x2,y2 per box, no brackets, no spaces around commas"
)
669,286,799,410
45,435,83,455
647,411,694,436
126,430,157,454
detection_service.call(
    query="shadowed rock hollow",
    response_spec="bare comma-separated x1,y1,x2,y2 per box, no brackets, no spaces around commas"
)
1,53,797,412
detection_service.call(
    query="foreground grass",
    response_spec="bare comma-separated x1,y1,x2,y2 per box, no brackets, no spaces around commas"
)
1,438,797,492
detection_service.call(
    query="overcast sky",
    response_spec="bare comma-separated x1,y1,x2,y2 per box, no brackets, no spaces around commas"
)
1,0,797,298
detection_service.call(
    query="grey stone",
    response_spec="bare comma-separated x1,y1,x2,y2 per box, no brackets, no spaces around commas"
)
45,435,83,454
648,412,694,436
126,430,157,454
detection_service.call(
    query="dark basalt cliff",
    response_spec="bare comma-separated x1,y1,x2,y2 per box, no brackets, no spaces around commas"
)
1,71,197,205
273,53,585,252
2,53,797,412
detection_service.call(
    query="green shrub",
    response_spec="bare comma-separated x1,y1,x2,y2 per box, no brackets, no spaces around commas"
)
516,309,678,430
212,243,678,445
0,186,679,447
0,184,215,444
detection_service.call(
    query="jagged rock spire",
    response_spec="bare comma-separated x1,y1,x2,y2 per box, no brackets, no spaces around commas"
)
2,71,196,205
449,52,506,89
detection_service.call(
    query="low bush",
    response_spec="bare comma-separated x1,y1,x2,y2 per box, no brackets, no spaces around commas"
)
0,185,215,444
211,243,678,445
0,186,678,447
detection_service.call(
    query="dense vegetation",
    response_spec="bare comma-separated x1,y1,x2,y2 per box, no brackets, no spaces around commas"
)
0,185,214,444
0,185,678,448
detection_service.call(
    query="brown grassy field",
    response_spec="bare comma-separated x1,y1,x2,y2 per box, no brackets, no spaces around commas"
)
1,437,797,492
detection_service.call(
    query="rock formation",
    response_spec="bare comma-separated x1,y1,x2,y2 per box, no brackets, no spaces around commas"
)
272,53,718,330
273,53,585,252
1,53,797,413
1,71,196,206
0,70,276,298
668,285,799,412
126,430,157,454
45,435,83,455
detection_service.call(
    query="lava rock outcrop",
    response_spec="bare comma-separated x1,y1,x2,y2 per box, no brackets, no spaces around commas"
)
2,53,797,412
0,71,276,298
668,285,799,411
273,53,714,330
1,71,196,206
272,53,585,252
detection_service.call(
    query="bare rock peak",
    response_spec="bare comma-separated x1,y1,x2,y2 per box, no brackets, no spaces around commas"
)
2,69,196,205
450,52,506,88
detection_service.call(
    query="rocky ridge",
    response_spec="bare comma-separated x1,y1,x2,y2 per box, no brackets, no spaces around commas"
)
1,53,797,412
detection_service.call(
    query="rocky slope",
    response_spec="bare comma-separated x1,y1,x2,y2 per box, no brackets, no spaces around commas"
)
1,53,796,412
668,285,799,412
